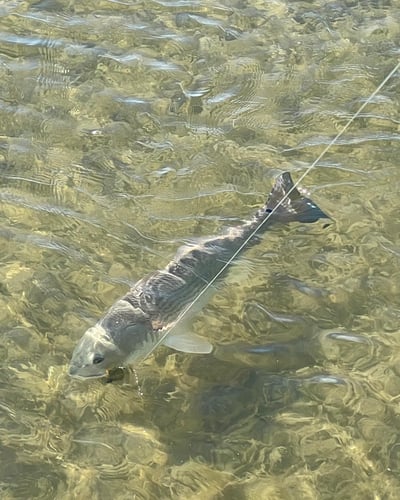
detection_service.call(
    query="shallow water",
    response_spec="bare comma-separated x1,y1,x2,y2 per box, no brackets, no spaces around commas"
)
1,0,400,498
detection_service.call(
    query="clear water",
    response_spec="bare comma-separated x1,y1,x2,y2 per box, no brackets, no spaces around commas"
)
1,0,400,498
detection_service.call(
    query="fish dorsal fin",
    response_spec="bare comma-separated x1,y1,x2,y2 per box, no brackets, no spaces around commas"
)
163,331,213,354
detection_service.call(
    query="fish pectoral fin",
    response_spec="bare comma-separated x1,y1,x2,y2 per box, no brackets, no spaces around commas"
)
163,332,213,354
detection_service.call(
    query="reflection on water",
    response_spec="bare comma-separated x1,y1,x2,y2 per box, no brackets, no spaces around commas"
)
1,0,400,498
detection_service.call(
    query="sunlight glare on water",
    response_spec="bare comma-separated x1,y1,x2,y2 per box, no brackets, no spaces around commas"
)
1,0,400,498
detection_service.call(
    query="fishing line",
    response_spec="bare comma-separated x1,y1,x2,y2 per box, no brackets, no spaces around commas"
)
149,60,400,354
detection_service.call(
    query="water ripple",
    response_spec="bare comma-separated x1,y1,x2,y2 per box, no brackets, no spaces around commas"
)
0,0,400,497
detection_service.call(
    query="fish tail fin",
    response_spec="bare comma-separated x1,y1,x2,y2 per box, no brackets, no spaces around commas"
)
265,172,329,223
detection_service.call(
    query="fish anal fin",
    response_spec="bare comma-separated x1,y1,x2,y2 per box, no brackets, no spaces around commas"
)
163,331,213,354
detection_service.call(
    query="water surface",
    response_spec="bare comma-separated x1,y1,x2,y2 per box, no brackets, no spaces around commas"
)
1,0,400,498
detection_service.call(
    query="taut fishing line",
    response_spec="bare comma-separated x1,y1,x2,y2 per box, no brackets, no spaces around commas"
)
148,60,400,356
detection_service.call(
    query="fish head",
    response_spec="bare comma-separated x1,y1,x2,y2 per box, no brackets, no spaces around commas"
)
69,298,156,379
68,324,124,379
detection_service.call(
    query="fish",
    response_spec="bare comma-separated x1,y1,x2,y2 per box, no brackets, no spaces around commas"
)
68,172,329,380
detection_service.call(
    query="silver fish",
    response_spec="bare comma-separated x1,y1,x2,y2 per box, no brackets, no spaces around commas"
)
69,172,328,379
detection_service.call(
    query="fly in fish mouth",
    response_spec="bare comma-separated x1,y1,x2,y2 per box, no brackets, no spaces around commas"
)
68,172,330,381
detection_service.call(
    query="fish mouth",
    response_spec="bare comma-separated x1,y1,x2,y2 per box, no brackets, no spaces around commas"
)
68,365,126,383
68,365,106,380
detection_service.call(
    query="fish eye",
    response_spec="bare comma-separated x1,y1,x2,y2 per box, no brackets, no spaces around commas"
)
93,354,104,365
